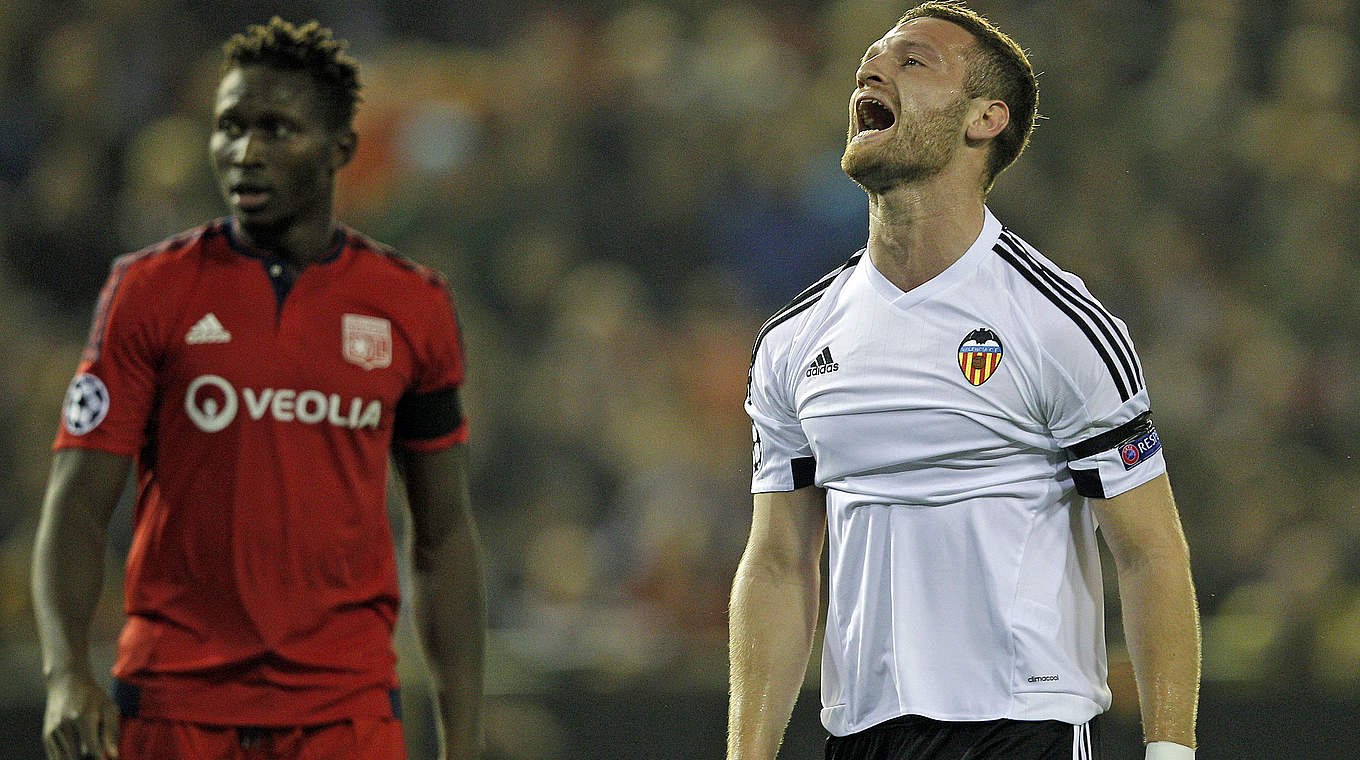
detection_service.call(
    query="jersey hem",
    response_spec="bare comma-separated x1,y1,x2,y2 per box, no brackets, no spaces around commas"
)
114,674,399,727
822,693,1104,737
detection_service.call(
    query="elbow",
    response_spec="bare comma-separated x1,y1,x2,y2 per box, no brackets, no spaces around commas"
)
1117,534,1191,575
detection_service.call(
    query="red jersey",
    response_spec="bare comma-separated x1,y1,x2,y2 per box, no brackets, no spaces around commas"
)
53,218,468,726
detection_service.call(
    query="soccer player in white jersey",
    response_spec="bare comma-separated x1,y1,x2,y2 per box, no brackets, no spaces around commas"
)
727,3,1200,760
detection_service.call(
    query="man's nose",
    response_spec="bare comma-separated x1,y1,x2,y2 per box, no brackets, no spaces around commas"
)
856,57,886,88
229,131,264,165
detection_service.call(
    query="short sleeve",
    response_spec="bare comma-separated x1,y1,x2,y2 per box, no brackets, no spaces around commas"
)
393,285,467,452
1042,308,1165,500
747,336,815,493
53,256,160,456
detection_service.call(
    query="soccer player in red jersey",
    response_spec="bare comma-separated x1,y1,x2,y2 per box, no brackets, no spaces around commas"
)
32,18,485,760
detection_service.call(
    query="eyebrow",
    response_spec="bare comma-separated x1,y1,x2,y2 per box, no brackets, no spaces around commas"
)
889,38,944,62
861,36,944,65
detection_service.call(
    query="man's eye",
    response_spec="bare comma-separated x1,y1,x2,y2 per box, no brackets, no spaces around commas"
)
260,120,292,138
217,119,242,137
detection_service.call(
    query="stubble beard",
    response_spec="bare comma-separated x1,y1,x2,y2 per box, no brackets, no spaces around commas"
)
841,96,970,195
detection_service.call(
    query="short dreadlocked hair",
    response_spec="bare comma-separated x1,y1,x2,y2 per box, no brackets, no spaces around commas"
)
900,2,1037,190
221,17,362,132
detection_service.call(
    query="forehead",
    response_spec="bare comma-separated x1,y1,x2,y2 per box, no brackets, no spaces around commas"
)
865,16,977,62
214,65,328,120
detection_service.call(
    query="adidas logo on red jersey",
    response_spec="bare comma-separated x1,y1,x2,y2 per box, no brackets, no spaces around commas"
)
186,313,232,344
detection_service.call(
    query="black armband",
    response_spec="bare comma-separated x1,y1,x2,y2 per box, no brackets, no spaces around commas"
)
394,386,464,440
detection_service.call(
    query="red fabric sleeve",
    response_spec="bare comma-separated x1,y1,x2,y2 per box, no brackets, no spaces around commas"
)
392,284,467,450
53,255,161,456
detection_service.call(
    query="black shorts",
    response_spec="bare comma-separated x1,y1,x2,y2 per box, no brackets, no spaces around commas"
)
825,714,1101,760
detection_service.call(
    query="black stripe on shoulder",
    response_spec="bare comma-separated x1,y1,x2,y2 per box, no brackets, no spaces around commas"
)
783,250,862,310
752,267,839,342
998,231,1144,390
993,238,1137,402
1063,411,1153,461
750,251,863,363
346,227,453,291
84,227,207,363
993,242,1132,402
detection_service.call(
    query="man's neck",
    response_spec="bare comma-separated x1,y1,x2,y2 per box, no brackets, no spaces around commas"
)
235,215,338,269
865,174,986,294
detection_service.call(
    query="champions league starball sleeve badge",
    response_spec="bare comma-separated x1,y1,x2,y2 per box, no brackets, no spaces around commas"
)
62,373,110,435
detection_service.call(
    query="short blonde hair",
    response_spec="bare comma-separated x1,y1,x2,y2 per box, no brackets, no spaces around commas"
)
900,2,1038,189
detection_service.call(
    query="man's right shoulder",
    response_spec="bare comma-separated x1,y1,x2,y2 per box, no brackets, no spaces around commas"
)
750,249,865,365
111,220,225,281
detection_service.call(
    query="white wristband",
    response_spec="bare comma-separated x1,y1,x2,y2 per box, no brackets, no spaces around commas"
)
1145,741,1195,759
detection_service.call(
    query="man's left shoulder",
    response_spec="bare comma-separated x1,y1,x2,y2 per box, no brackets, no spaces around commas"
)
343,228,453,296
989,228,1128,331
989,228,1147,404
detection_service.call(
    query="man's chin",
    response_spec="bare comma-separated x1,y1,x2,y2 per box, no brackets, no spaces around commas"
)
231,208,292,243
842,148,947,194
230,197,291,226
842,151,902,194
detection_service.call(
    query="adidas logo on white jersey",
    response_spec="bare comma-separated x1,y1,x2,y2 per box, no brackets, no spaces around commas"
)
186,313,232,344
806,346,839,377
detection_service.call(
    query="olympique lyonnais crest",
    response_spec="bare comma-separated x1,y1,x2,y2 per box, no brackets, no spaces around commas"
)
342,314,393,370
958,327,1004,386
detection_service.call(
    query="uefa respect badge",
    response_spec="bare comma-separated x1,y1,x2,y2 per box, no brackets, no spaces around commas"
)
1118,426,1162,470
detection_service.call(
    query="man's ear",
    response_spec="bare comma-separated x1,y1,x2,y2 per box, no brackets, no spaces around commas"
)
966,99,1009,142
332,129,358,171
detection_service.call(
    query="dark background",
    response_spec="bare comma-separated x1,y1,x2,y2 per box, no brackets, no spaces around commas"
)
1,1,1358,757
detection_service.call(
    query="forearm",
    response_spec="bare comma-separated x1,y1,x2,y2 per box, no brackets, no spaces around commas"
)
1116,549,1201,748
31,495,110,680
727,556,820,760
410,532,487,759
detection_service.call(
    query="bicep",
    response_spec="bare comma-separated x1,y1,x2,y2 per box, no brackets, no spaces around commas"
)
394,444,473,564
1089,473,1188,570
38,448,133,535
745,488,827,573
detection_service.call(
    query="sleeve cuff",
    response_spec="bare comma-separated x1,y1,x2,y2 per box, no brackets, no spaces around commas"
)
394,423,468,452
52,436,141,458
1145,741,1194,760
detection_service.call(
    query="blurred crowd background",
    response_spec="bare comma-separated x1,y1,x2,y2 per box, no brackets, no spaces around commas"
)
0,0,1357,757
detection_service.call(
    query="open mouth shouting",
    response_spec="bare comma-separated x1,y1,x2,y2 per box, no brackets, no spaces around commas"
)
853,95,897,139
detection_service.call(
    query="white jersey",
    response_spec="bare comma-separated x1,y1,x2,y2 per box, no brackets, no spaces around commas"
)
746,208,1166,736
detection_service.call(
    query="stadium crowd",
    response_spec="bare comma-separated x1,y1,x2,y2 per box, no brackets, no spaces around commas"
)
0,0,1357,756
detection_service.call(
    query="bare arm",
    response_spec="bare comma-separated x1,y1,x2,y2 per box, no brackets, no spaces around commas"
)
394,444,486,760
1091,473,1200,750
32,447,132,760
728,487,826,760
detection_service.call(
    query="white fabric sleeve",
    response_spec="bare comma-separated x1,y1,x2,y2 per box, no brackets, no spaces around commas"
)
1041,306,1165,500
747,336,814,493
1145,741,1195,759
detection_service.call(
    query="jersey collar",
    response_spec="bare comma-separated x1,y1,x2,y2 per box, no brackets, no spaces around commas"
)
223,216,347,266
861,206,1003,311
